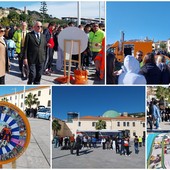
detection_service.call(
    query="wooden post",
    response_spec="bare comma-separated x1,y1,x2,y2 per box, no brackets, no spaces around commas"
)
67,40,74,84
63,39,81,84
12,161,16,169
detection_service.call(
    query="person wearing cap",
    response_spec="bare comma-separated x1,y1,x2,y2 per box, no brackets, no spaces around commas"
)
0,26,9,84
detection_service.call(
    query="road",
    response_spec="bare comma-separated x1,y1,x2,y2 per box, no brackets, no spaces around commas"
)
3,118,51,169
52,141,145,169
6,52,104,85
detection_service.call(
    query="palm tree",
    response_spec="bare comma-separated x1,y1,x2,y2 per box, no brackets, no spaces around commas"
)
25,93,39,109
1,97,8,102
52,119,61,136
95,120,106,130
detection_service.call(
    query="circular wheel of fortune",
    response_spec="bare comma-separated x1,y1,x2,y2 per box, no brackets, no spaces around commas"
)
0,101,31,165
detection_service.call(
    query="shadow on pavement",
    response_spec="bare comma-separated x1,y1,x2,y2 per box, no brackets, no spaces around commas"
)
52,153,71,160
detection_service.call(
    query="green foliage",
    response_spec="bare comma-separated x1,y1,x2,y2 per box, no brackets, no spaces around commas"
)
20,13,28,22
0,17,10,26
0,6,68,28
160,42,167,51
7,11,20,24
156,87,170,103
1,97,8,102
52,119,61,136
25,93,39,109
95,120,106,130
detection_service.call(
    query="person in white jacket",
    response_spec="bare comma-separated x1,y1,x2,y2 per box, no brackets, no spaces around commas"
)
118,55,146,84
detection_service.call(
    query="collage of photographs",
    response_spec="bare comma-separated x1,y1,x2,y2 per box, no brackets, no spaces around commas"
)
0,0,170,169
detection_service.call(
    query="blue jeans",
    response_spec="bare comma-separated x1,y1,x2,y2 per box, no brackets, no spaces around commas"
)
155,118,160,129
134,144,139,154
8,48,15,59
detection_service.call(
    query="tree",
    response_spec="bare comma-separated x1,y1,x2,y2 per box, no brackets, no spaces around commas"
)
20,13,28,22
25,93,39,109
160,42,167,51
1,97,8,102
95,120,106,130
7,11,20,24
52,119,61,136
156,87,170,107
39,1,48,23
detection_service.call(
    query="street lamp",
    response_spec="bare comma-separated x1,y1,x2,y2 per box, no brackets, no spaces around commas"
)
12,88,17,106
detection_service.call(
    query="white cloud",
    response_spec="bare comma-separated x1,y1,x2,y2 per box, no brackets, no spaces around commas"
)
19,1,105,19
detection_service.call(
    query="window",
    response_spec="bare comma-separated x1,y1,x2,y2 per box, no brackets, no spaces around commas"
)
117,122,120,126
21,102,23,107
133,122,135,127
133,131,136,136
78,122,81,127
127,122,129,127
15,95,17,99
92,122,96,127
143,123,145,127
38,91,41,96
10,96,12,100
123,122,126,127
49,89,51,95
48,100,51,107
21,94,23,99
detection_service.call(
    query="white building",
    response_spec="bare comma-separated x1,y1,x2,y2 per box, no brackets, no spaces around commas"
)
167,39,170,53
66,115,145,138
0,86,51,111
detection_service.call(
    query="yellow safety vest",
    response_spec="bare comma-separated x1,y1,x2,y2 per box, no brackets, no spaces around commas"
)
89,29,105,52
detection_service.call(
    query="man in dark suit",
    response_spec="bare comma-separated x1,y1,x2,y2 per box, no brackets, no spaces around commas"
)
23,21,46,84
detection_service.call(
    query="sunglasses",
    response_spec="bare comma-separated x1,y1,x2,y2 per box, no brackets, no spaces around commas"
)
0,30,5,32
37,26,42,28
137,54,143,57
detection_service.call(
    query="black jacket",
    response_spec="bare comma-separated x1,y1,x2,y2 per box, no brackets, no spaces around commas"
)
139,63,161,84
24,31,46,64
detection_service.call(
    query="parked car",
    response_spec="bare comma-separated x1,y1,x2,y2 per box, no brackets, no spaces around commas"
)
37,108,51,120
38,105,45,111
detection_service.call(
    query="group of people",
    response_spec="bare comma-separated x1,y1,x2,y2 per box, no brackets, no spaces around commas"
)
107,50,170,84
0,20,105,84
54,134,145,156
147,97,170,130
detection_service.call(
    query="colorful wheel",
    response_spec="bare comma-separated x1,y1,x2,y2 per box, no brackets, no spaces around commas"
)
0,101,31,165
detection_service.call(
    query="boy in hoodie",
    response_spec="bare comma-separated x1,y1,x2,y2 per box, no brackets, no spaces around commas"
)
118,55,146,84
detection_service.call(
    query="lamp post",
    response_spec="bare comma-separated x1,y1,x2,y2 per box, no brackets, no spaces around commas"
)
23,86,26,113
77,1,81,26
12,88,17,106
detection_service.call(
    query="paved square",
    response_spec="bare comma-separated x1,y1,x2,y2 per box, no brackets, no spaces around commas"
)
52,141,145,169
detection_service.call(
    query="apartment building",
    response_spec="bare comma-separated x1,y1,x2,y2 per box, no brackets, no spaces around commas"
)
0,86,51,111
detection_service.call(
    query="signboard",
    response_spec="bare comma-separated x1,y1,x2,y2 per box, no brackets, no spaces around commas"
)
58,27,88,55
0,101,30,165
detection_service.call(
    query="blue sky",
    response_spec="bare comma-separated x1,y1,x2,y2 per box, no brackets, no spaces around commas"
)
0,1,105,19
52,86,145,120
0,86,36,97
107,2,170,44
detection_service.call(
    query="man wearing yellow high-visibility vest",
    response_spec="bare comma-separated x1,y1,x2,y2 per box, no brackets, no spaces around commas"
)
89,23,105,79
